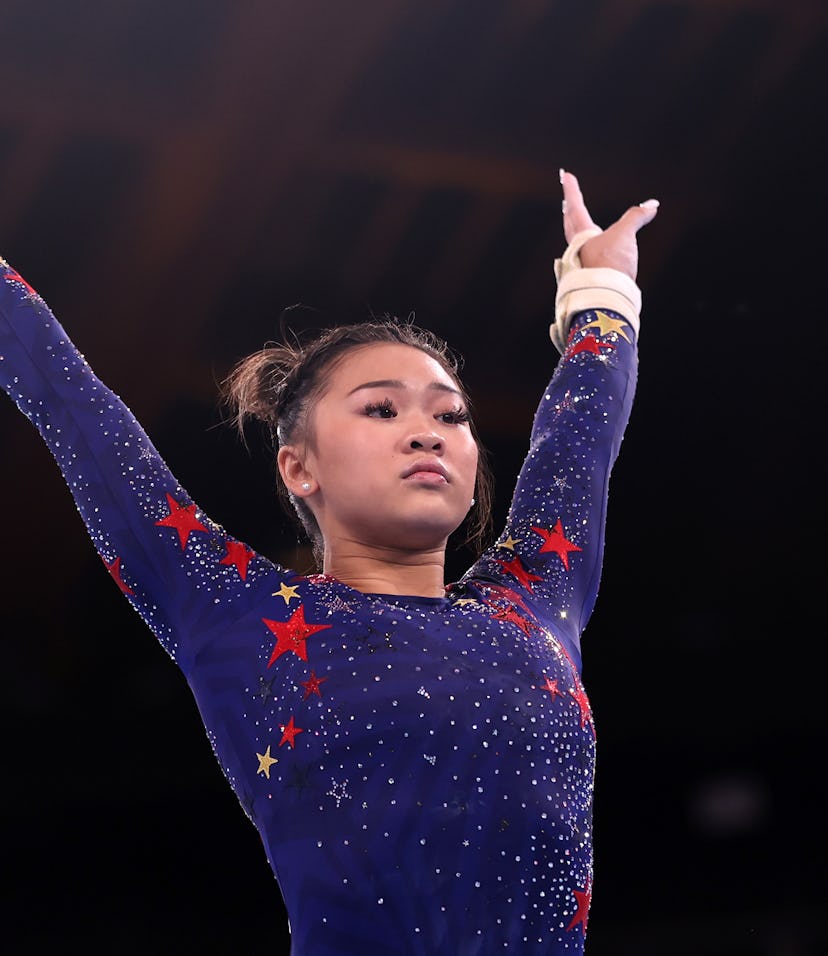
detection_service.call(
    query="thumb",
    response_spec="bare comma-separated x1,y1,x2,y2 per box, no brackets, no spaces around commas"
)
620,198,660,234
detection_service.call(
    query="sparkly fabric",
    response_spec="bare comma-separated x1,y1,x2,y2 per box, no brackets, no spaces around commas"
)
0,258,637,954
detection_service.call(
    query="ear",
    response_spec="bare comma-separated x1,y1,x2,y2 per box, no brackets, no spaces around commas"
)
277,445,316,497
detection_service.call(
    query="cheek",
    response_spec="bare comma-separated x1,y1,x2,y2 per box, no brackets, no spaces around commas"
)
311,424,384,483
462,440,480,488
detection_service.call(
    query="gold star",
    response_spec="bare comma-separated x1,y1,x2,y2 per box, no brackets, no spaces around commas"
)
455,597,479,606
498,535,521,551
582,310,631,341
272,582,300,604
256,745,278,779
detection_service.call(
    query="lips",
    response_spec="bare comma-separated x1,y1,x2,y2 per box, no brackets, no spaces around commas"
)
401,459,449,482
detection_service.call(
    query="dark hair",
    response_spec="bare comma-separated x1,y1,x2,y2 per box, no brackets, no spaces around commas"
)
220,314,494,567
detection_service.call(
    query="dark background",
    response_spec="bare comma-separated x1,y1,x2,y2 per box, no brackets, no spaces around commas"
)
0,1,825,953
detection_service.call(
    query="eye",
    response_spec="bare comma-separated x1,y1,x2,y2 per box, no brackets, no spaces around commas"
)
363,398,396,419
438,407,471,425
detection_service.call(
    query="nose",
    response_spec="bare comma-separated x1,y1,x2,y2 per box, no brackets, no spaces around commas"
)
409,431,444,452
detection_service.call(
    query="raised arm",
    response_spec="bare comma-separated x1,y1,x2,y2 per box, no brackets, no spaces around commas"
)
460,173,658,669
0,259,286,672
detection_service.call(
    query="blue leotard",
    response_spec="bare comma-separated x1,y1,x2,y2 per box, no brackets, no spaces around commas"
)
1,257,637,954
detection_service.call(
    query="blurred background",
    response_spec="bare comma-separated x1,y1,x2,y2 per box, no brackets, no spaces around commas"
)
0,0,825,953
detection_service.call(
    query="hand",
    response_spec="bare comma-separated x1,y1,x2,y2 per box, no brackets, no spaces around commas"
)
560,169,658,282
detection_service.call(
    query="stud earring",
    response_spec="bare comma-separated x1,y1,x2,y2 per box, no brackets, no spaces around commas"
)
301,482,311,492
470,497,476,507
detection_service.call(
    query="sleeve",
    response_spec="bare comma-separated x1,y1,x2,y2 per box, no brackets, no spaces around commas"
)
459,306,638,671
0,258,287,672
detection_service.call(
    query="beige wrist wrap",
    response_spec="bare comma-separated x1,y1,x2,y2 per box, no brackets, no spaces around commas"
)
550,227,642,354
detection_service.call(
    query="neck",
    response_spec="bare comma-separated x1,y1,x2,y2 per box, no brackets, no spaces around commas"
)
322,538,447,598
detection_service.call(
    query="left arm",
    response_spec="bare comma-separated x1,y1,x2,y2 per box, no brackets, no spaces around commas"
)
458,172,658,668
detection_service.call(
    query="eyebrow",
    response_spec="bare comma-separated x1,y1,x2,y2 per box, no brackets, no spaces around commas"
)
347,379,461,397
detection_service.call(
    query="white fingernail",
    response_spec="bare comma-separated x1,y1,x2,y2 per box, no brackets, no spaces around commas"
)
639,198,659,209
559,167,565,183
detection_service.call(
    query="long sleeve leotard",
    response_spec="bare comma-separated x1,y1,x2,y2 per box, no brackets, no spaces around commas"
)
0,257,637,955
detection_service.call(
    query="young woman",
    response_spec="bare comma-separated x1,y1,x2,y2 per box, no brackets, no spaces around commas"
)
1,171,657,954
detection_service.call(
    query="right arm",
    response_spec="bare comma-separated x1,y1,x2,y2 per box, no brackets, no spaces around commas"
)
0,258,283,670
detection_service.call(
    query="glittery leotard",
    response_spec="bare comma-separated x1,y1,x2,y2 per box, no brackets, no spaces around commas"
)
0,259,637,955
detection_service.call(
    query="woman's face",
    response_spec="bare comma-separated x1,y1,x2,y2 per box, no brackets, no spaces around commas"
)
299,342,479,553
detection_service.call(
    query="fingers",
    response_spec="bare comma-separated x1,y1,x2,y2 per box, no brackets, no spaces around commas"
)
560,169,596,243
560,168,659,244
559,171,660,279
619,198,659,235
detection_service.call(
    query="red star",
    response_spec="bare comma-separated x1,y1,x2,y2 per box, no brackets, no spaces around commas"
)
494,555,543,593
531,520,582,570
541,675,563,700
567,878,592,934
264,604,332,667
305,573,338,585
102,555,134,595
154,493,209,549
491,605,536,636
2,266,38,297
569,682,593,731
279,715,303,749
220,540,254,580
300,670,328,700
568,334,616,357
479,581,534,616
